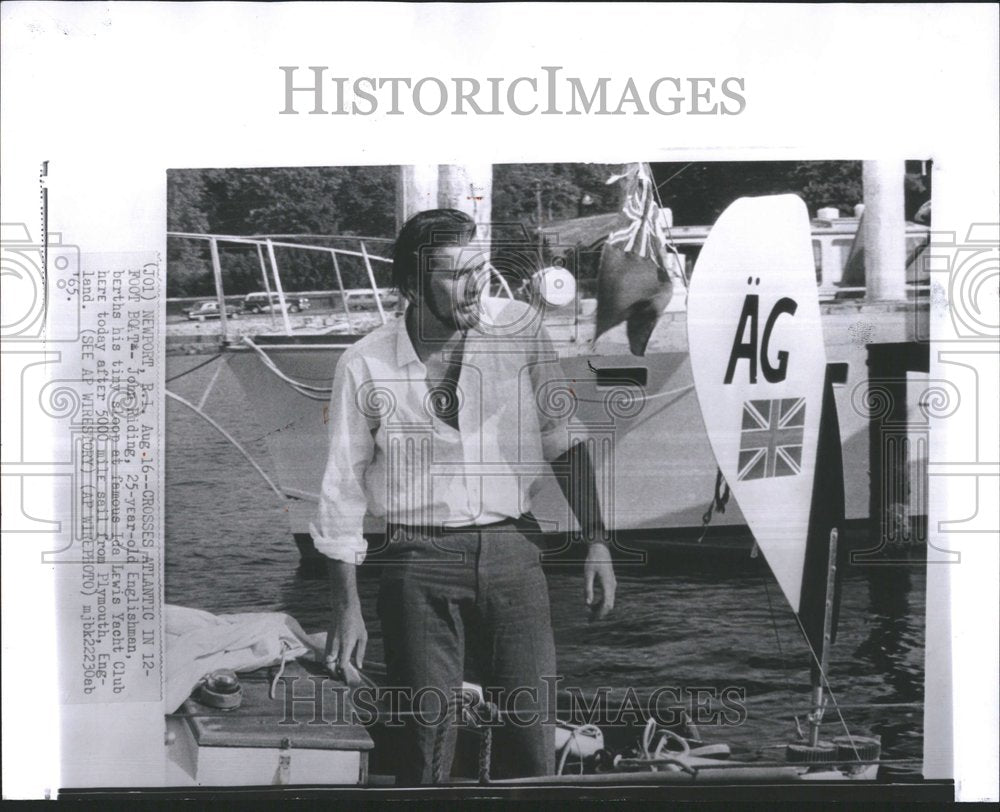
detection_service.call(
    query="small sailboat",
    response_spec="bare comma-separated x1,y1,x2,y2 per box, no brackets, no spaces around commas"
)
488,192,885,784
681,193,881,777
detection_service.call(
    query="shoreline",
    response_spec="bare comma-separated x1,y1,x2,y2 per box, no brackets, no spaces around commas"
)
165,297,928,356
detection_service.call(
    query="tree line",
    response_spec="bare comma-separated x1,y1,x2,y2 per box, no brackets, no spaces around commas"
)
167,161,929,297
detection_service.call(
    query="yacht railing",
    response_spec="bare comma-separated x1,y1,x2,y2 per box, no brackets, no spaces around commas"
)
167,232,395,342
168,231,520,342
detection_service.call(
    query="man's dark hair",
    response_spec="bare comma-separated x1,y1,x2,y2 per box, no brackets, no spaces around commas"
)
392,208,477,302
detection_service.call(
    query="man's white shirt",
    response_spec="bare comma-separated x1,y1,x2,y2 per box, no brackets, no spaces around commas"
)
310,298,577,564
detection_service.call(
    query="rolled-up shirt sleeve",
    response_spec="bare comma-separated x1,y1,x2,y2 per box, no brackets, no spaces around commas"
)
309,352,376,565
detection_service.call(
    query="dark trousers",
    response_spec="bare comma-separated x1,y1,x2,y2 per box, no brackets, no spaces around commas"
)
377,517,557,784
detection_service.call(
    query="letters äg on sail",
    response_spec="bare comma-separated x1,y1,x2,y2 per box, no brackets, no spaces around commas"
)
687,195,826,614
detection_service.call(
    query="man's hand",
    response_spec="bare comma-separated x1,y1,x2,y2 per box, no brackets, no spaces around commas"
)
549,441,614,619
583,541,616,620
326,559,367,687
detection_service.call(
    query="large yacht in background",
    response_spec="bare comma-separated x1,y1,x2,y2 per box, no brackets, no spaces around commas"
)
167,164,931,562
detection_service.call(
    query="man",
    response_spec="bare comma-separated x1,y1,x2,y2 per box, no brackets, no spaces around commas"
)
310,208,616,784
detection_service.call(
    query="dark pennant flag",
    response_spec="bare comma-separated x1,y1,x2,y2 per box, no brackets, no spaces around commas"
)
594,163,682,356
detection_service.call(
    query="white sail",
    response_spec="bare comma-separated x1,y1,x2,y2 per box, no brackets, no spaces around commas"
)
687,195,827,613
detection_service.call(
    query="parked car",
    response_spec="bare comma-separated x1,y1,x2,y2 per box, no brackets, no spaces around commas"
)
243,292,311,314
185,300,223,320
342,289,399,310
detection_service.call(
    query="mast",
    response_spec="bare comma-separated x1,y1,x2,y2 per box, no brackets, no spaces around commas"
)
809,526,839,746
397,164,492,228
396,165,493,274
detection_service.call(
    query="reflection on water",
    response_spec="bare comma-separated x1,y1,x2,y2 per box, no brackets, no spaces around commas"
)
857,567,924,701
165,356,927,768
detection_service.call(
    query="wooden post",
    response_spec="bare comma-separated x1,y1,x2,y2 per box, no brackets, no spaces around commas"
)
809,527,839,747
396,163,494,284
209,236,229,344
398,164,492,227
856,341,929,561
437,164,492,227
863,160,906,302
396,165,439,231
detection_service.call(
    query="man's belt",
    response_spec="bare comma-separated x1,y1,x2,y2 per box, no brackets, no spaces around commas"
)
386,515,539,537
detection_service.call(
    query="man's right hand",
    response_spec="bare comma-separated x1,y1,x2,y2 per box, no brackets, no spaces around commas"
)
325,559,367,687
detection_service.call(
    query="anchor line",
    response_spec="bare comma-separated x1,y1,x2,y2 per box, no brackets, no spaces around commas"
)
242,336,332,401
165,388,286,502
164,352,224,383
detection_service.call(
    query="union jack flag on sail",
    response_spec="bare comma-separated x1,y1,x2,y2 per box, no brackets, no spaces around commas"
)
738,397,806,481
